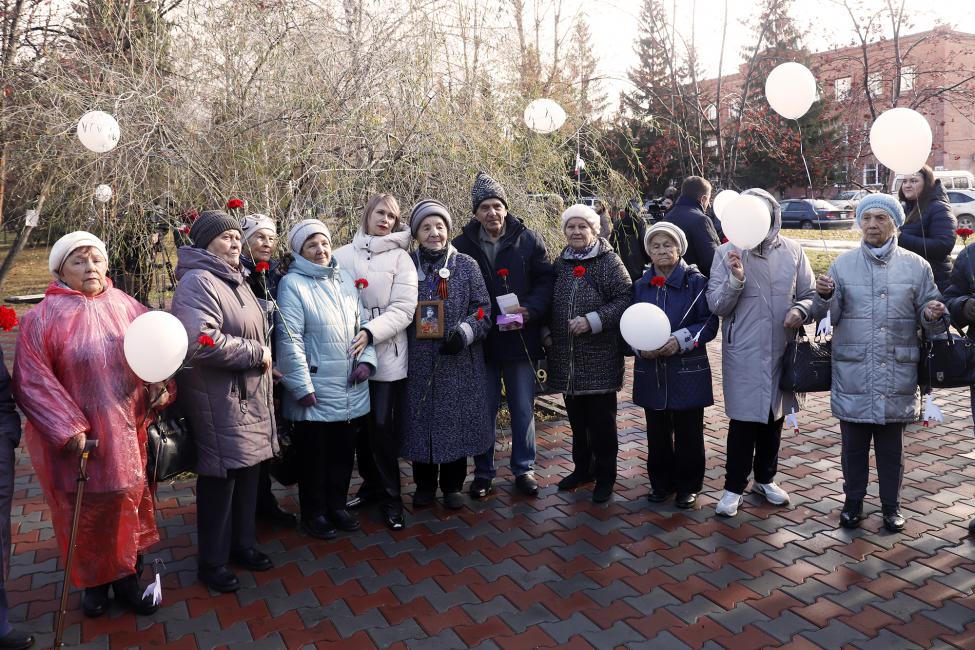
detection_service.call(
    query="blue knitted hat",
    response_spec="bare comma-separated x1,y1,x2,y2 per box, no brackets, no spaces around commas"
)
856,193,905,228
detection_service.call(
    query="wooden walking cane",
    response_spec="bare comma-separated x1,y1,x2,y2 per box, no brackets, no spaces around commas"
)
52,439,97,649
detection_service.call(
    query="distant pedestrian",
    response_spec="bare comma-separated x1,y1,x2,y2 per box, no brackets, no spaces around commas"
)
898,165,956,293
664,176,720,277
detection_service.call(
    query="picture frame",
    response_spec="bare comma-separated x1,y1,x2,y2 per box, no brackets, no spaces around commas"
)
415,300,445,339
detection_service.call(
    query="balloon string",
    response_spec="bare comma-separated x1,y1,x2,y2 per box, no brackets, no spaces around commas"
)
796,121,829,256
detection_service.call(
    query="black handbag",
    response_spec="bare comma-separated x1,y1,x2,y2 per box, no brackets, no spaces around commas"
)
146,411,196,483
918,324,975,389
780,331,832,393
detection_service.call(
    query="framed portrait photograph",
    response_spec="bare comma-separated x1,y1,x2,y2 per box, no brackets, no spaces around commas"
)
415,300,445,339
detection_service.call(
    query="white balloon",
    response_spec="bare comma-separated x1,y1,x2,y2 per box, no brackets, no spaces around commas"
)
93,184,113,203
712,189,739,220
722,194,771,250
124,311,188,383
523,98,566,134
765,62,817,120
77,110,120,153
869,107,932,174
620,303,672,352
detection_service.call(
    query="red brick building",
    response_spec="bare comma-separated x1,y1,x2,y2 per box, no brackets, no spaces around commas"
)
699,27,975,194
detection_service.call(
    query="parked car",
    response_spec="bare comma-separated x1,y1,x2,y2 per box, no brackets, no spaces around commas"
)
779,198,854,230
949,189,975,230
830,189,870,210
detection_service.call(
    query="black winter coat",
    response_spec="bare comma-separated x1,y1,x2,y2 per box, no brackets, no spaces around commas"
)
609,214,650,281
453,215,554,363
664,196,721,277
899,180,956,292
547,240,632,395
943,241,975,339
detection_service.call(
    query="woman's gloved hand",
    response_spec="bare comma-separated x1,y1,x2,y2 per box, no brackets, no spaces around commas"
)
298,392,317,407
439,330,465,355
348,362,373,385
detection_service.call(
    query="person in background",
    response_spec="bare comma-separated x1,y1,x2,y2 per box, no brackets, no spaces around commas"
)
400,200,493,509
0,347,34,649
14,232,170,616
334,194,418,531
661,186,677,213
171,212,276,594
817,195,946,531
276,219,377,539
593,199,613,239
239,214,295,527
633,223,717,509
664,176,721,277
706,189,815,518
546,205,631,503
453,172,554,499
898,165,956,293
609,206,650,282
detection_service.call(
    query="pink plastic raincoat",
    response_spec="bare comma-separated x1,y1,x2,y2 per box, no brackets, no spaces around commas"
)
13,280,162,587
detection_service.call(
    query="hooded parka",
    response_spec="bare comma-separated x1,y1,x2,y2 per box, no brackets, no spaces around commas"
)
706,189,816,423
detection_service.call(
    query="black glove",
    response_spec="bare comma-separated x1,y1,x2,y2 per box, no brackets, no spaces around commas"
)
963,298,975,324
439,330,465,355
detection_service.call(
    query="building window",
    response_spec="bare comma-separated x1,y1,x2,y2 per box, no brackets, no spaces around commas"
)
728,97,741,119
868,72,883,98
863,162,883,186
705,103,717,120
835,77,851,100
901,66,915,91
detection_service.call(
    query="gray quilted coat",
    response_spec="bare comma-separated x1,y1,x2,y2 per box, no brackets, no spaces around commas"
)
706,189,816,424
810,239,944,424
171,247,276,478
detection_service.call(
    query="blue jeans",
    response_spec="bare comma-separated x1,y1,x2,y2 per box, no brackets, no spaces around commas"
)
473,359,537,480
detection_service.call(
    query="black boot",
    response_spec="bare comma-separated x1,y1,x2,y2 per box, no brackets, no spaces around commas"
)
882,504,906,532
112,574,159,615
82,583,110,618
840,499,863,529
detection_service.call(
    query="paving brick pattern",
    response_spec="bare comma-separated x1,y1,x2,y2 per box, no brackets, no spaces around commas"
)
5,331,975,649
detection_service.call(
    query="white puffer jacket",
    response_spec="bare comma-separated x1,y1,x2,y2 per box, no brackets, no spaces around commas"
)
333,225,418,381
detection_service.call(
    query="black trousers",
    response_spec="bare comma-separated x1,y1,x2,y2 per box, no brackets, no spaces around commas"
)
256,462,280,512
724,412,784,494
839,420,905,506
644,408,706,494
563,393,619,485
196,464,260,569
354,380,404,503
293,418,363,517
413,458,468,494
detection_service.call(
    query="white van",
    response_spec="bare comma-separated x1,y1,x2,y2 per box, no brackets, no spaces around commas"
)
891,169,975,193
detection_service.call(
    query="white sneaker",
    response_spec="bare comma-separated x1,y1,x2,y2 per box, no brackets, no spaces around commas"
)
715,490,743,517
753,482,790,506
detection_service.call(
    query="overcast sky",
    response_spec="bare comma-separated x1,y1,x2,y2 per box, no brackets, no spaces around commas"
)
581,0,975,104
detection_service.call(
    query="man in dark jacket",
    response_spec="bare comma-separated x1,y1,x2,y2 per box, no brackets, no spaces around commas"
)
0,350,34,650
454,172,555,498
664,176,720,277
610,208,650,281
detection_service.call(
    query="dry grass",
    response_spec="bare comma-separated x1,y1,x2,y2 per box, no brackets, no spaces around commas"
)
781,229,860,241
0,245,53,316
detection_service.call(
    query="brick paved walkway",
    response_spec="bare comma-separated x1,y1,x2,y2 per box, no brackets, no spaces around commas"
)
5,332,975,649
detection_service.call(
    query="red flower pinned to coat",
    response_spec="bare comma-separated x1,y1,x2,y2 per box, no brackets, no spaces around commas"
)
0,307,17,332
354,278,368,290
650,276,666,287
477,307,485,321
957,227,973,242
497,268,509,278
572,265,586,278
226,198,245,210
255,261,270,273
197,334,215,347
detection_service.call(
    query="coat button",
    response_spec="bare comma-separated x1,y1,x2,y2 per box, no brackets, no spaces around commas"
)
881,362,886,367
880,293,886,298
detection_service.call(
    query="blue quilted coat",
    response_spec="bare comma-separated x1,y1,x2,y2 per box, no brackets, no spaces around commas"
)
632,260,718,411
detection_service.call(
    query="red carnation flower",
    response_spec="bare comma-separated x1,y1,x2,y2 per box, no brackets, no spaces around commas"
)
497,268,509,278
477,307,485,321
226,198,245,210
197,334,215,347
184,208,199,222
354,278,368,290
177,225,190,235
650,276,666,287
957,227,973,242
572,265,586,278
0,306,17,332
255,261,270,273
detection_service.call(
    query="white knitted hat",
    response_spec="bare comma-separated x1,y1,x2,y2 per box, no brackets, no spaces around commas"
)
49,231,108,274
560,204,600,232
644,222,688,256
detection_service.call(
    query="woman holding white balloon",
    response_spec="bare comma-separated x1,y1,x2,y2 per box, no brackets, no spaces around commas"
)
12,232,171,618
630,222,718,509
706,189,816,518
897,165,956,293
